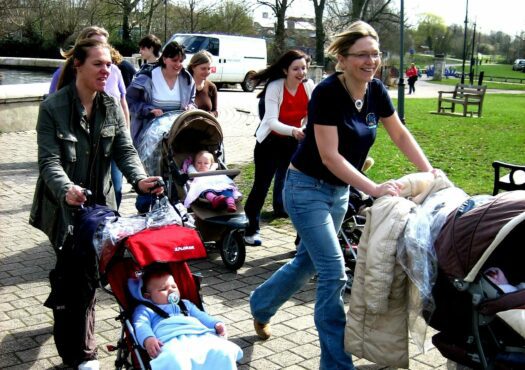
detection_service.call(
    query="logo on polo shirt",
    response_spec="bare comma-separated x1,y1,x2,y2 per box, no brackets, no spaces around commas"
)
366,113,377,128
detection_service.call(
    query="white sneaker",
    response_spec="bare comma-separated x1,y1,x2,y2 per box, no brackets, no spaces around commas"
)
244,232,262,246
78,359,99,370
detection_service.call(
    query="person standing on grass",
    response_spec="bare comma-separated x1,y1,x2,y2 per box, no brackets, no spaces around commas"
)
243,49,314,246
250,21,437,370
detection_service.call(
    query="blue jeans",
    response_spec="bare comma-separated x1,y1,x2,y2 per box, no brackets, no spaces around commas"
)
250,169,354,370
111,160,123,209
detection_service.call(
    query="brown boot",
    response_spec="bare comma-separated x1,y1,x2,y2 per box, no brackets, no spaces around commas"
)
254,319,271,340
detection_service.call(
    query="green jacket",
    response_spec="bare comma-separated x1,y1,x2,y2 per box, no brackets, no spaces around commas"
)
29,83,147,249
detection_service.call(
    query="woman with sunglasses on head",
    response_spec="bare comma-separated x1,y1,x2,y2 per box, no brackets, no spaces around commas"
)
249,21,436,370
30,39,163,370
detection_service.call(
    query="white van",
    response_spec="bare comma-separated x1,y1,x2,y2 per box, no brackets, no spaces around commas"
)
166,33,267,92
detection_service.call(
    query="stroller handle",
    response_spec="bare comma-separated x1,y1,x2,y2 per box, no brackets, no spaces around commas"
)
188,169,240,179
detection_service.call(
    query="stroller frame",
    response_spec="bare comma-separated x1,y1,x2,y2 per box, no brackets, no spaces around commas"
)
161,110,248,271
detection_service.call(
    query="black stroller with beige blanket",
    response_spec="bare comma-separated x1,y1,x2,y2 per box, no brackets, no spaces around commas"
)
344,171,525,370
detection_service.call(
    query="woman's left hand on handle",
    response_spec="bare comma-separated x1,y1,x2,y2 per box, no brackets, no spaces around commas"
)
138,176,165,195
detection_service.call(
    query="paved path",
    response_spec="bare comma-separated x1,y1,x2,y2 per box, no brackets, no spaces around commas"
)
0,85,473,370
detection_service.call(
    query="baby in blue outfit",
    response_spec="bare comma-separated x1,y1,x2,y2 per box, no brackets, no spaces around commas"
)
129,265,242,369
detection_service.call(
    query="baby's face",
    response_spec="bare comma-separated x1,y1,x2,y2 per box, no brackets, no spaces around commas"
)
195,154,213,172
145,274,179,305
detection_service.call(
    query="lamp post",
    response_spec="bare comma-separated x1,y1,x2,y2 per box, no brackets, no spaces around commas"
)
460,0,469,84
469,22,477,85
397,0,405,123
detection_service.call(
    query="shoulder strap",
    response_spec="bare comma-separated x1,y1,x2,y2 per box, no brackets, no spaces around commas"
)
139,300,169,319
138,299,189,318
178,300,189,316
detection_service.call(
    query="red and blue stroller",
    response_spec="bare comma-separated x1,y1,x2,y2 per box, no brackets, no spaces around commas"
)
428,190,525,369
98,223,208,369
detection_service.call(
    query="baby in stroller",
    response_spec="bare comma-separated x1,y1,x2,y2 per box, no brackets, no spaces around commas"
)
128,263,243,369
183,150,242,213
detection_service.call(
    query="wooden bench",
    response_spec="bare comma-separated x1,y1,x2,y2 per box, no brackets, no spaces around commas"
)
437,83,487,117
492,161,525,195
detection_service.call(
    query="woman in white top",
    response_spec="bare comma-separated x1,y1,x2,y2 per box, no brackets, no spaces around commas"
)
127,41,196,147
127,41,196,213
243,50,315,246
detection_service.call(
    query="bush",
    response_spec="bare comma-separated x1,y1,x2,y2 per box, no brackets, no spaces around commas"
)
0,37,60,58
111,39,138,57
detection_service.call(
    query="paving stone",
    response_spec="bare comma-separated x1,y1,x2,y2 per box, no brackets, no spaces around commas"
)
0,103,454,369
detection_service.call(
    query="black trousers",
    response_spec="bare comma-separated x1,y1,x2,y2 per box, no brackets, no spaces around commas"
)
408,76,417,93
45,238,98,366
244,134,297,235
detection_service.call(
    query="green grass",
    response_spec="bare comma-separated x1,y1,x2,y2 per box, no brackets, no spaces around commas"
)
473,64,525,79
427,78,525,91
237,94,525,217
370,94,525,195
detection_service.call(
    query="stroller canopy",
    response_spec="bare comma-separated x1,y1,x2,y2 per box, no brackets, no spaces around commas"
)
434,190,525,282
163,110,223,160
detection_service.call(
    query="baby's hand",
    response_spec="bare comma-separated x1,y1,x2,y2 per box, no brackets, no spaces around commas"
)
144,336,163,358
215,322,228,339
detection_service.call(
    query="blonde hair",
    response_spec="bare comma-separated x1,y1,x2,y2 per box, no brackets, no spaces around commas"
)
188,50,213,76
75,26,109,43
327,21,379,70
194,150,215,164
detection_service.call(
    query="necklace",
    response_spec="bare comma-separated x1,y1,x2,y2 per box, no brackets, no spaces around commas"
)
342,75,365,112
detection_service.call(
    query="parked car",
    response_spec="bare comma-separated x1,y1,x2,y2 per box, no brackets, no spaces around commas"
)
512,59,525,71
166,33,267,92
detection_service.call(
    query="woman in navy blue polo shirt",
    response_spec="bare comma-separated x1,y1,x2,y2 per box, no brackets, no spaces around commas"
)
250,21,436,370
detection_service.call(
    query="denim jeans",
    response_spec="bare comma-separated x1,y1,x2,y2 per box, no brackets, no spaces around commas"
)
111,160,123,209
250,169,354,370
244,135,297,235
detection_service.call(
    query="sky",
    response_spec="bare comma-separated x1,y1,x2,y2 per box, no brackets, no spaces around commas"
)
402,0,524,37
281,0,524,37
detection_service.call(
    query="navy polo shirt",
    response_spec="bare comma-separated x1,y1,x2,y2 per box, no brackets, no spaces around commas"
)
291,73,395,186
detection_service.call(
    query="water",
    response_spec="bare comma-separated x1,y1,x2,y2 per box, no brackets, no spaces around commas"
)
0,68,53,85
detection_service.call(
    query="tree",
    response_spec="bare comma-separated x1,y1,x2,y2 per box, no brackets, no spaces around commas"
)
257,0,295,61
312,0,326,66
326,0,398,34
413,13,448,54
173,0,213,33
143,0,164,35
104,0,141,41
205,1,255,35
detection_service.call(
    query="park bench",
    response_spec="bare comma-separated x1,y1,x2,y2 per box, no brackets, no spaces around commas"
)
436,83,487,117
492,161,525,195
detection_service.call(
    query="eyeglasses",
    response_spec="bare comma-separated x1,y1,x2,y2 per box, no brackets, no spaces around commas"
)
344,52,383,60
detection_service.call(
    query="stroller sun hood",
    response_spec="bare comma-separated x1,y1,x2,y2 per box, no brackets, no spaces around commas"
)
435,190,525,281
124,224,206,268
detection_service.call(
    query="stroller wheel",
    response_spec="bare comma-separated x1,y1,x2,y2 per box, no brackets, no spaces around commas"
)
219,230,246,271
345,271,354,293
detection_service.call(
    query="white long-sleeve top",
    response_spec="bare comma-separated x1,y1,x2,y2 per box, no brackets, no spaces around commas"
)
255,78,315,143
